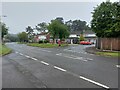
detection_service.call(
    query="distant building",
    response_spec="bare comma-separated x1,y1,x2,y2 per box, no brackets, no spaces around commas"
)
33,32,50,42
67,30,96,44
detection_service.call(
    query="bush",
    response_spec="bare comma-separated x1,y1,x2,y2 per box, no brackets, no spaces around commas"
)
39,40,43,44
44,40,49,43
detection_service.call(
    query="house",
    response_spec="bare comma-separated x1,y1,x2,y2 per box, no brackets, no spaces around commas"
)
67,30,96,44
84,30,96,44
33,32,50,42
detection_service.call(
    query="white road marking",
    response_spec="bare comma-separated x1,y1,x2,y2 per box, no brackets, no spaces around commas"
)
19,53,24,56
79,76,109,89
15,51,18,53
116,65,120,68
86,58,93,61
41,61,49,65
54,66,66,72
41,50,51,52
56,53,62,55
56,53,88,62
31,57,38,61
25,55,30,58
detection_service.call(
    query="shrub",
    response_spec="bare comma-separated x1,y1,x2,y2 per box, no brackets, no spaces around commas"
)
39,40,43,44
44,40,49,43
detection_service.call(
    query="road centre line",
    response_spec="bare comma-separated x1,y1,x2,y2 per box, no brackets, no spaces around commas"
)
41,50,52,52
41,61,49,65
54,66,66,72
19,53,24,56
116,65,120,68
30,57,38,61
15,51,109,89
79,76,109,89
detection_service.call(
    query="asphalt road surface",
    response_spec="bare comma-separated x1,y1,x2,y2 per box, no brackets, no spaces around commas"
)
2,42,119,89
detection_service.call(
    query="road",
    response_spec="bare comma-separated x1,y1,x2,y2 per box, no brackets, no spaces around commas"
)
2,42,119,89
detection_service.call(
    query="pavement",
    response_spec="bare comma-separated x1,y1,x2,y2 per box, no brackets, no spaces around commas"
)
2,42,119,89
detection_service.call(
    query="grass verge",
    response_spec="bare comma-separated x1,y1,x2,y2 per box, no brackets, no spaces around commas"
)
96,51,120,57
27,43,68,48
0,44,12,56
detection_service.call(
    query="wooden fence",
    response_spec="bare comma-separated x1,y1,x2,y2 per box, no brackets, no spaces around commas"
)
96,38,120,51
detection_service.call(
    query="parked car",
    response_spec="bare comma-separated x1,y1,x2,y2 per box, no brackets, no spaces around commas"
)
80,41,92,45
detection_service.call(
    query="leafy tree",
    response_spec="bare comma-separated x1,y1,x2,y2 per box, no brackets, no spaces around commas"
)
6,34,19,42
26,26,34,40
0,22,8,39
18,32,28,42
79,34,85,41
65,20,90,33
91,1,120,37
36,22,47,33
47,20,69,43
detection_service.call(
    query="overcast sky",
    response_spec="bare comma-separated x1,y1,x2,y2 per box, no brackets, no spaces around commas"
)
1,0,118,34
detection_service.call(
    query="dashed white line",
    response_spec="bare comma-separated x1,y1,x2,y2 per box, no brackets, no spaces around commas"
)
41,61,49,65
31,57,38,61
19,53,24,56
15,52,18,54
25,55,30,58
79,76,109,89
54,66,66,72
116,65,120,68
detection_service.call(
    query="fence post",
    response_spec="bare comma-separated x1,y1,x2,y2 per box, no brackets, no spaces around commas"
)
111,38,112,51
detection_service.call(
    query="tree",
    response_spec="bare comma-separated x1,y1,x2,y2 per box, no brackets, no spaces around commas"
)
91,1,120,37
36,22,47,33
6,34,19,42
65,19,90,33
26,26,34,40
79,34,85,41
47,20,69,43
0,22,8,39
18,32,28,42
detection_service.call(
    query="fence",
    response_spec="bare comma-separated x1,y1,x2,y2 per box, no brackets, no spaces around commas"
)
96,38,120,51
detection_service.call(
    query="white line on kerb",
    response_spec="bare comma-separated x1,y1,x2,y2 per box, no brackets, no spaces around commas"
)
41,61,49,65
31,57,38,61
116,65,120,68
54,66,66,72
79,76,109,89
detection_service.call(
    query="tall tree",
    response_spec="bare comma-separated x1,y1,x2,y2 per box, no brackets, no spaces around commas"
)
26,26,34,40
0,22,8,39
36,22,47,33
47,20,69,43
18,32,28,42
91,1,120,37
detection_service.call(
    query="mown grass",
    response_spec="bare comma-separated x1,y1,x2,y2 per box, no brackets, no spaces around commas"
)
0,44,12,56
17,42,28,44
96,51,120,57
27,43,68,48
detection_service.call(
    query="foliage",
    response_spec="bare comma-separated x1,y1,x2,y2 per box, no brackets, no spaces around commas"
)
0,44,12,56
39,40,44,44
36,22,48,33
91,1,120,37
26,26,34,40
79,34,85,41
96,51,120,57
0,22,8,39
18,32,28,42
47,20,70,42
6,34,19,42
65,20,90,33
27,43,68,48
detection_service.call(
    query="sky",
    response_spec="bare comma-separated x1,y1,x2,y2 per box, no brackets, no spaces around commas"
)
1,0,119,34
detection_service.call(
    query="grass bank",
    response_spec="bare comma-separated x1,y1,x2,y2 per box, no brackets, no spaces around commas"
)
96,51,120,57
27,43,68,48
0,44,12,56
